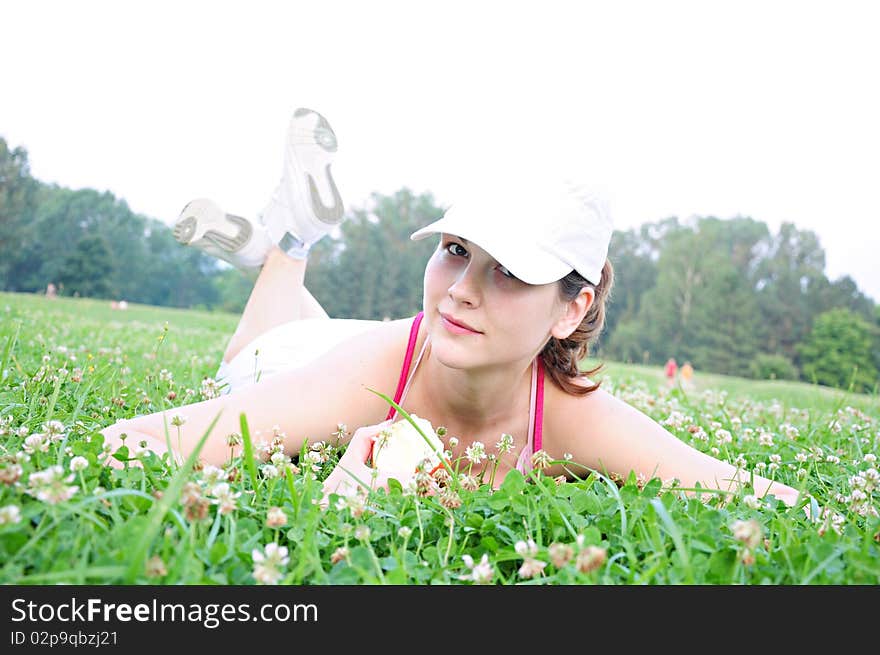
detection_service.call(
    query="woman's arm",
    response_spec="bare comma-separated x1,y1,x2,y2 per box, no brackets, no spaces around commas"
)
100,321,406,466
550,388,803,507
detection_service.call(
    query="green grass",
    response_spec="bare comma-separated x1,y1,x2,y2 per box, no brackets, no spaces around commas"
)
1,291,878,584
585,359,878,415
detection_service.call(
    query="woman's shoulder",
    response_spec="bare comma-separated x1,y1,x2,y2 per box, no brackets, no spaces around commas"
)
543,373,618,442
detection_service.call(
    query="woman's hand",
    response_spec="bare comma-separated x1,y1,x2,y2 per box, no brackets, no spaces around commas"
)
319,420,415,508
99,421,172,470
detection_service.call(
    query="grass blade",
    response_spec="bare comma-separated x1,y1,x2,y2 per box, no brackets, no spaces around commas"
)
123,410,221,582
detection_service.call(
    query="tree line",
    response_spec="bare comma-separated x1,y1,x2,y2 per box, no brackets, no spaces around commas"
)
2,136,878,392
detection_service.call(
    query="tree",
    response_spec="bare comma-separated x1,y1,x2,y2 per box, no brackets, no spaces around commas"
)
752,222,828,366
57,235,115,298
0,138,37,288
798,308,879,393
305,188,443,320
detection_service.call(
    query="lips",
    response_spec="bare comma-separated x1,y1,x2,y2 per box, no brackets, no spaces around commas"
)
439,312,481,333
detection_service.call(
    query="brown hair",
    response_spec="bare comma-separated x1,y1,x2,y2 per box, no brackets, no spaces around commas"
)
540,259,614,396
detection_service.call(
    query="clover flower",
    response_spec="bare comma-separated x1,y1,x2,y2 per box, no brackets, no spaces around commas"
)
266,506,287,528
26,465,77,504
0,504,21,525
515,539,538,558
464,442,486,464
199,377,219,400
731,519,762,550
210,483,241,515
518,558,547,579
260,464,280,479
575,545,607,574
0,463,23,486
200,465,226,486
23,434,49,455
548,543,574,568
252,543,289,585
461,553,493,584
439,487,462,509
531,449,553,470
69,456,88,472
742,494,763,510
145,556,167,578
496,433,514,454
43,420,66,441
458,474,479,491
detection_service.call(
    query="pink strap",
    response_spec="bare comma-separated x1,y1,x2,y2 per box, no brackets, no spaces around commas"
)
515,356,545,474
534,357,544,453
385,311,424,421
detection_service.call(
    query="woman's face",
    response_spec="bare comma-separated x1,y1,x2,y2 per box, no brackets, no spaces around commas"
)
422,233,564,371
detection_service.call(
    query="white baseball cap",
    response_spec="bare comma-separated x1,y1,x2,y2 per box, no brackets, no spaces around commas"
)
410,177,613,285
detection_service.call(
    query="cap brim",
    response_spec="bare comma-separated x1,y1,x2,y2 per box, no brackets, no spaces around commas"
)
410,215,572,285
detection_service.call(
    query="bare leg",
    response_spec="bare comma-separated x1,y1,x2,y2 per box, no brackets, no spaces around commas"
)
223,247,328,363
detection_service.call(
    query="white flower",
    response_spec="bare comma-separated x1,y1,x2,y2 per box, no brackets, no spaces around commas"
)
0,505,22,525
371,415,444,473
515,539,538,558
210,483,241,515
742,494,763,510
460,553,493,584
69,456,88,472
43,420,65,440
464,441,486,464
26,465,78,505
23,434,49,454
266,506,287,528
260,464,280,479
496,433,514,454
199,377,219,400
518,558,547,579
252,543,289,585
731,519,762,550
200,465,226,486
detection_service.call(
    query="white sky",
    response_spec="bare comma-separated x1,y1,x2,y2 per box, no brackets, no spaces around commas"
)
3,0,879,302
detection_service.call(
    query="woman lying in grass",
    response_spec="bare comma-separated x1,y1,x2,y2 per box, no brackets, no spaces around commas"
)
101,108,803,509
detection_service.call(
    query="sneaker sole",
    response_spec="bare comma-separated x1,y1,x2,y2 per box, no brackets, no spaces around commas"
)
174,213,252,253
293,108,345,226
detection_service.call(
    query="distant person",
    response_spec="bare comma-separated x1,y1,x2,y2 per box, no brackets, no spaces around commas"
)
680,361,694,389
45,282,57,299
664,357,678,387
100,107,801,510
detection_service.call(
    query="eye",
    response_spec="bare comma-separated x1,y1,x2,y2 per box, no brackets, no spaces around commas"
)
496,264,515,279
444,241,468,257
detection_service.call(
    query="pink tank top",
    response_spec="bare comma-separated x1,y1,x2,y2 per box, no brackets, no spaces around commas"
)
385,311,545,474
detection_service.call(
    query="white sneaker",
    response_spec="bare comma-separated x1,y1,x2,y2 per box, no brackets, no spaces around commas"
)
173,198,274,271
259,108,345,254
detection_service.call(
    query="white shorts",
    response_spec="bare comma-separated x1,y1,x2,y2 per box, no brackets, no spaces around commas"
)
215,318,382,393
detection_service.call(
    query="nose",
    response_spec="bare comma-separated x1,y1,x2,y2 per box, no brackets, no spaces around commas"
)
447,262,481,307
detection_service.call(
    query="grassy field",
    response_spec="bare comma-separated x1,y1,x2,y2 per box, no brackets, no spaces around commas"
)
584,359,878,415
1,291,878,584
